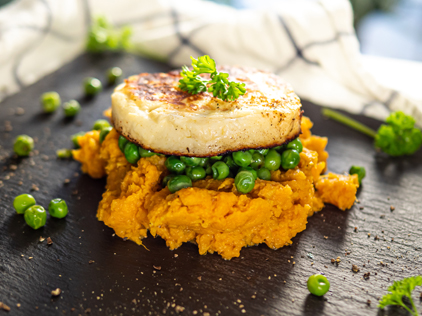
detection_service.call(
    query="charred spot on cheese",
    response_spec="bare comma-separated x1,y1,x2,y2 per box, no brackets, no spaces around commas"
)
111,66,302,157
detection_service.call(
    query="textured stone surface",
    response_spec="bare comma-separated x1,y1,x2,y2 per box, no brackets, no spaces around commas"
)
0,54,421,316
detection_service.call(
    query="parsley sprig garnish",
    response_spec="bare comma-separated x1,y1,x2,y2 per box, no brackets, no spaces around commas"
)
178,55,246,101
379,276,422,316
322,108,422,156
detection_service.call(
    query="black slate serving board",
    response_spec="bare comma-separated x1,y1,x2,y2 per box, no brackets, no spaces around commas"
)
1,53,421,316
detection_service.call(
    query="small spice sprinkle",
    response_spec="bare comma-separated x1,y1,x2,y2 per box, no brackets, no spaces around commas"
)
175,305,185,313
0,302,11,311
39,236,45,242
51,288,61,296
153,266,161,271
352,265,360,273
390,205,395,211
47,237,53,245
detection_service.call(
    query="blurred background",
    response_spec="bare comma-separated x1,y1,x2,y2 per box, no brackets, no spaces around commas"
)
1,0,421,62
209,0,422,62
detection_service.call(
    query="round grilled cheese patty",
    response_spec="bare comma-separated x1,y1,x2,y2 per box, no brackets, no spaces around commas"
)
111,66,302,157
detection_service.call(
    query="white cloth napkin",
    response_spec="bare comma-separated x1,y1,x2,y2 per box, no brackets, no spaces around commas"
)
1,0,421,127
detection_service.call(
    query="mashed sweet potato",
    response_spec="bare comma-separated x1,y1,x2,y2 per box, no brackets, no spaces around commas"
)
72,117,359,259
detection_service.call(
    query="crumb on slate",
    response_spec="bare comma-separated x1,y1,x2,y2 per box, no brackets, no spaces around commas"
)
0,302,11,311
51,288,61,296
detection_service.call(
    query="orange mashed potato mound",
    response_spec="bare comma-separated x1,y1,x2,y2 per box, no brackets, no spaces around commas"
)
72,117,359,260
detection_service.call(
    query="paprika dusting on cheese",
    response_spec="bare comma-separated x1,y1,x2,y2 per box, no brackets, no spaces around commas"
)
72,117,359,260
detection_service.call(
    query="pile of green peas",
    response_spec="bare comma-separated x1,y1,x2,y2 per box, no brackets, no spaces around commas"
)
13,194,68,230
118,134,304,194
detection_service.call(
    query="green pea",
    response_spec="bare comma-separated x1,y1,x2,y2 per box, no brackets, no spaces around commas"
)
168,175,192,193
210,155,223,161
118,135,129,152
238,167,257,180
197,158,209,167
24,205,47,230
232,151,252,167
71,132,85,148
92,119,111,131
13,194,36,214
48,198,68,219
99,126,113,144
205,164,213,175
13,135,34,156
257,149,269,156
138,147,155,157
223,155,238,169
186,166,206,181
212,161,230,180
257,167,271,181
349,165,366,185
63,100,81,117
250,153,264,169
248,149,256,154
84,77,102,96
56,149,72,159
124,143,141,164
307,274,330,296
107,67,123,85
162,174,176,187
41,91,61,113
281,149,300,170
286,138,303,153
165,156,186,174
264,149,281,171
234,171,255,194
180,156,201,167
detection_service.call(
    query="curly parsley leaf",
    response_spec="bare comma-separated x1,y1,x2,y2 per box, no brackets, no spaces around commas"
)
375,111,422,156
191,55,216,74
178,55,246,101
178,66,208,94
378,276,422,316
86,16,133,53
322,108,422,157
